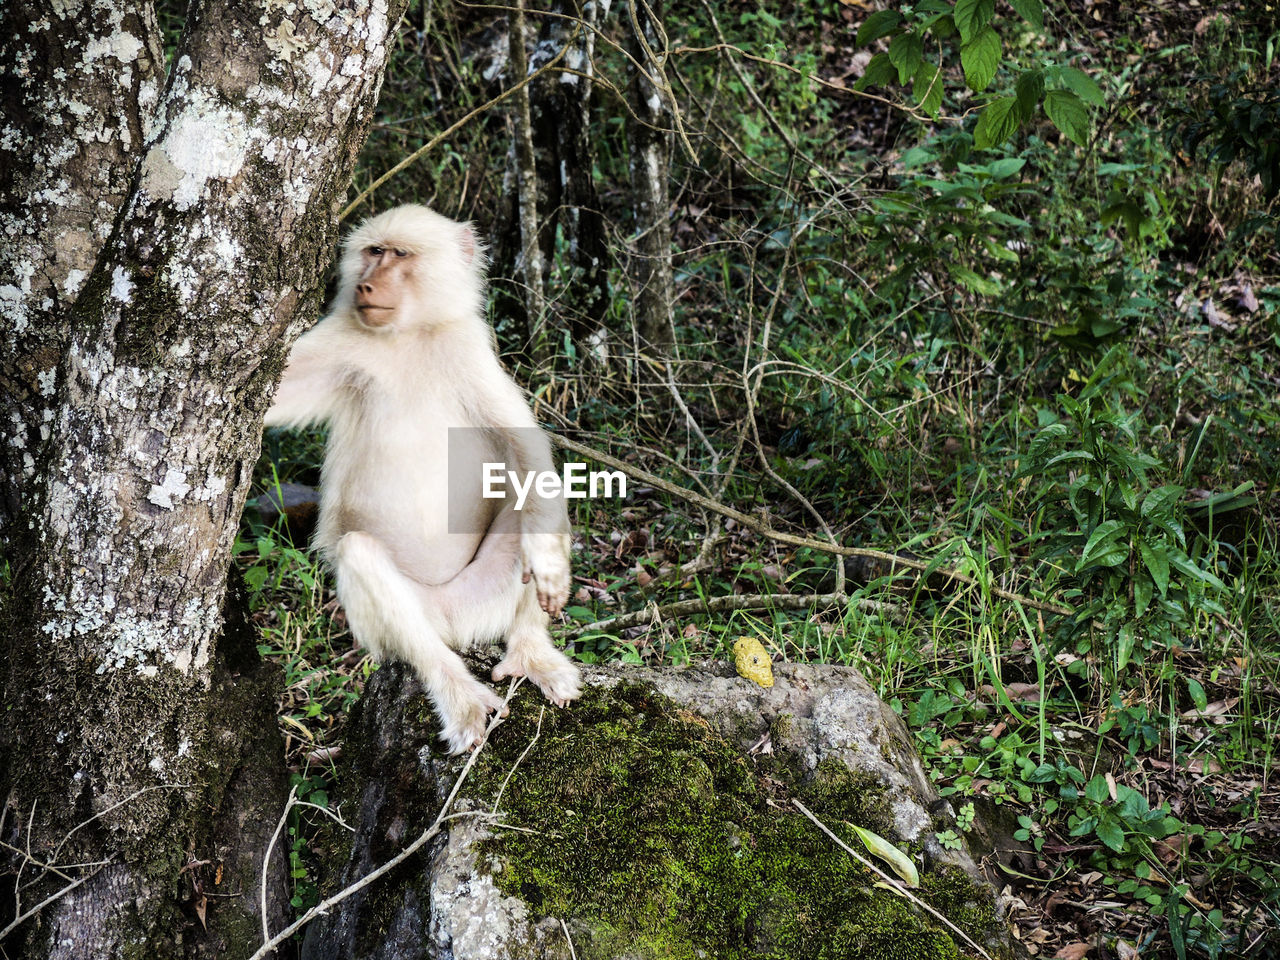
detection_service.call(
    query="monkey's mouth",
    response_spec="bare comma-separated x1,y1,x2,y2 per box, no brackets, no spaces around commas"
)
357,304,393,312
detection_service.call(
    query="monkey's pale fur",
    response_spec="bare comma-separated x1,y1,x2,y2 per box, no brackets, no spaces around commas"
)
265,205,579,752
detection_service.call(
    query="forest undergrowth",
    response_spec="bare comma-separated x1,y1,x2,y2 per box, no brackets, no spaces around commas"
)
241,2,1279,956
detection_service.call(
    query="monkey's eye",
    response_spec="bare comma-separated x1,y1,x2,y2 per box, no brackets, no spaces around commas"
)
368,246,385,257
394,248,408,258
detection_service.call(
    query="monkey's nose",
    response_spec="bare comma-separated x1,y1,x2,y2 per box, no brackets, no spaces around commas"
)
357,282,374,295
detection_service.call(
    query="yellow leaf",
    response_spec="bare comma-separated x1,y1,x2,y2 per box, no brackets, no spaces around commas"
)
733,637,774,688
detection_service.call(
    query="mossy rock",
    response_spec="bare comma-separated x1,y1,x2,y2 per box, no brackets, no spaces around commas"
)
302,660,1018,960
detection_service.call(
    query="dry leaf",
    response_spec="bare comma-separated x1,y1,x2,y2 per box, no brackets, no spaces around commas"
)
1054,942,1091,959
1006,682,1041,702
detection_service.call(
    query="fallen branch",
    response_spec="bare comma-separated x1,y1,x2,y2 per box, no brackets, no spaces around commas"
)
552,434,1075,620
791,799,993,960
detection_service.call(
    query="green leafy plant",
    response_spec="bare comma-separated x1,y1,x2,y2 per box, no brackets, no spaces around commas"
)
1017,346,1229,675
854,0,1100,149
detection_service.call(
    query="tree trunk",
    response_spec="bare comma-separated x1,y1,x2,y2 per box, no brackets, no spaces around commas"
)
625,0,674,355
0,1,407,956
507,0,549,354
528,0,612,355
490,0,611,363
0,1,165,537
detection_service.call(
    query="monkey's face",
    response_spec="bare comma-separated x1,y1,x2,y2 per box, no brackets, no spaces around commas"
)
339,205,485,333
353,244,419,330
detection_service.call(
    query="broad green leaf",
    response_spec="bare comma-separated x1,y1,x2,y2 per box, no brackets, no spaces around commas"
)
244,565,268,592
857,9,902,46
1098,162,1146,175
961,26,1001,92
1080,519,1126,566
1025,763,1057,783
948,264,1000,296
982,236,1020,262
851,824,920,888
1070,815,1098,837
1085,775,1110,802
1187,677,1208,712
899,145,938,169
953,0,994,43
1187,481,1257,518
1044,89,1090,145
1044,450,1095,467
1009,0,1044,29
1117,622,1136,671
1015,69,1045,118
1096,817,1127,853
1134,575,1153,618
889,32,924,84
1059,66,1105,107
912,61,944,119
1140,541,1169,595
1102,199,1147,240
855,53,897,91
985,157,1026,178
974,96,1020,149
1141,484,1184,518
1167,552,1227,592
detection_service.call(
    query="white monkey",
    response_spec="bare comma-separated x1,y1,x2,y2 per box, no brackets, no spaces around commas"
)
265,204,580,753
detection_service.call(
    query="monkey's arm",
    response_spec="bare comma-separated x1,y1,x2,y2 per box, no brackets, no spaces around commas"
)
263,324,346,429
468,358,571,615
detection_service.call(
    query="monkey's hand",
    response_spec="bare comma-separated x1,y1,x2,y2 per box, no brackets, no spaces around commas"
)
521,532,571,616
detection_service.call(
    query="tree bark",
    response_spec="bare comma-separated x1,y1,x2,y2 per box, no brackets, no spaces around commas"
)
0,1,407,956
625,0,674,355
528,0,612,354
0,0,166,538
490,0,611,363
507,0,549,352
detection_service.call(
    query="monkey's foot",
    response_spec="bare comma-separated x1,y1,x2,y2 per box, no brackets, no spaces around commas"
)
493,646,581,707
437,677,506,755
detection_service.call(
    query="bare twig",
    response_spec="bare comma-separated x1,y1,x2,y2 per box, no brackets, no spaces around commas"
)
340,31,577,221
260,783,297,946
249,679,525,959
0,870,100,941
561,917,579,960
791,799,993,960
489,704,545,816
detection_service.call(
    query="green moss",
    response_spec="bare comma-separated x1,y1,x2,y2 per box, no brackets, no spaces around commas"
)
921,867,1000,943
468,682,993,960
798,757,896,839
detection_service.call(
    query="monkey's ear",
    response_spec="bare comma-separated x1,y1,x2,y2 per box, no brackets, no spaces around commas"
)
459,225,476,265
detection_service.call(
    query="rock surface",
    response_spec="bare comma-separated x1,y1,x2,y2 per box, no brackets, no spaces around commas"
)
301,657,1017,960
